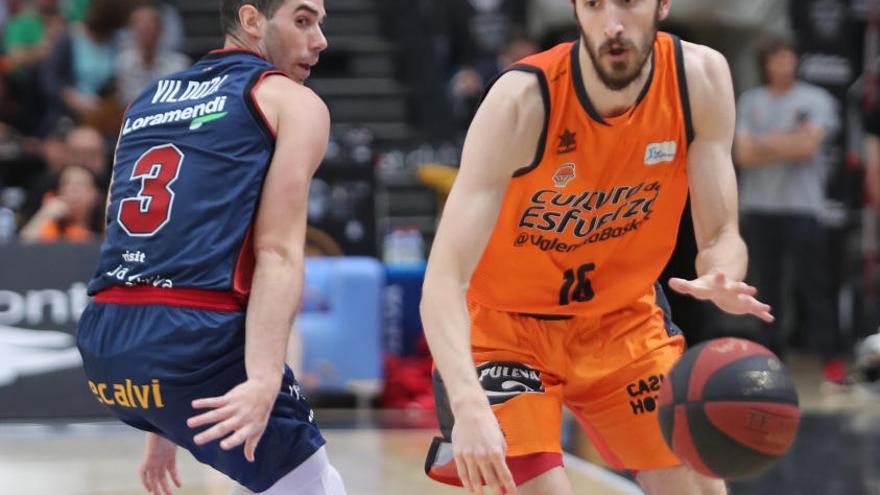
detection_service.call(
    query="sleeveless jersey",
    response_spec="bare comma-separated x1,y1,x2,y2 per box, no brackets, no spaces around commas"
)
468,32,694,316
88,49,286,305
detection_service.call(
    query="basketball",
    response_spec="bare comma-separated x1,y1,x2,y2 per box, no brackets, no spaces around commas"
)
658,337,800,479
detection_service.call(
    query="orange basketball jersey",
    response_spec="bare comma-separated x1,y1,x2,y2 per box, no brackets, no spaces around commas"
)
468,32,693,316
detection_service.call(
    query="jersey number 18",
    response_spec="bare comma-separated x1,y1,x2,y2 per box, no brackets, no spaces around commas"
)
559,263,595,305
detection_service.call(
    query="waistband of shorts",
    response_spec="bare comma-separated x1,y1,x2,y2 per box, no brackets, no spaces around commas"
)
93,286,244,312
518,313,574,321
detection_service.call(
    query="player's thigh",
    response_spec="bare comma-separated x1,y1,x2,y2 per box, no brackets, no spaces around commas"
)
565,306,685,471
517,466,573,495
148,350,324,493
77,303,324,493
434,303,566,457
433,362,564,458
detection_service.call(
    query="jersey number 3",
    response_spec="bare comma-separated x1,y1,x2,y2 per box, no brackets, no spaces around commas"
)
559,263,595,305
118,144,184,236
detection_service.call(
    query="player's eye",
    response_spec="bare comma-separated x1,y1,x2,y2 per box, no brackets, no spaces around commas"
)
295,17,311,27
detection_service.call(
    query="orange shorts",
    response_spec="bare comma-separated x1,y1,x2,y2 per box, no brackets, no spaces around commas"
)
436,283,685,473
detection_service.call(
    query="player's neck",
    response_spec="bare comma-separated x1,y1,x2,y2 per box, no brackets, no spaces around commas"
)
577,41,653,119
223,35,264,58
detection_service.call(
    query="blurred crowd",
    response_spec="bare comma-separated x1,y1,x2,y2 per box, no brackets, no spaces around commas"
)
1,0,879,383
435,0,575,131
0,0,187,243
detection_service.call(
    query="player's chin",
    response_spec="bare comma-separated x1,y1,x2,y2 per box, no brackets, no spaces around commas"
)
292,64,312,83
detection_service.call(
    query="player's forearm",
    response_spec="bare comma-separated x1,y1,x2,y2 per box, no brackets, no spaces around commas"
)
695,224,748,281
244,249,304,387
421,275,488,414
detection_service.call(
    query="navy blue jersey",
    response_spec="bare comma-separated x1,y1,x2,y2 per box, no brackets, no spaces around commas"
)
89,50,286,302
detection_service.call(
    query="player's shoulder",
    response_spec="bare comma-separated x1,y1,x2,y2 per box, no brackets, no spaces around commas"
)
254,74,329,130
481,69,545,121
258,74,328,115
679,41,734,110
679,41,731,89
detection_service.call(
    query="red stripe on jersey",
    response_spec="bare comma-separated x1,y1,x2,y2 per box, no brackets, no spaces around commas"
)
94,286,242,312
232,223,256,305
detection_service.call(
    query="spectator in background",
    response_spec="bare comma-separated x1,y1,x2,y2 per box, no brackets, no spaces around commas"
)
20,120,70,217
526,0,577,48
3,0,66,133
40,0,129,134
22,123,107,221
4,0,65,73
733,35,846,385
0,120,50,193
65,124,108,181
20,163,102,242
449,32,537,130
442,0,528,69
115,1,188,106
118,0,184,54
62,0,89,23
1,0,26,26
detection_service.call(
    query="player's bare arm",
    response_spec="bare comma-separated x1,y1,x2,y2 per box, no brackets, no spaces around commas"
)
668,42,773,323
187,75,330,461
421,70,544,495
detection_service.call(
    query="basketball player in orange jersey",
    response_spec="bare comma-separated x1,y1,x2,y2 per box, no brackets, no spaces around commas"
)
421,1,774,494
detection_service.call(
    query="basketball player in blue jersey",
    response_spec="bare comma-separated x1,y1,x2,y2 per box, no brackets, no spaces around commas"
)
75,1,347,494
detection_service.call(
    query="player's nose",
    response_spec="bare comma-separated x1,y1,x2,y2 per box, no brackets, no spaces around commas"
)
602,6,625,39
312,26,328,53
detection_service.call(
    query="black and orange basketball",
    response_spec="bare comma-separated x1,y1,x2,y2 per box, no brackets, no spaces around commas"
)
658,337,800,479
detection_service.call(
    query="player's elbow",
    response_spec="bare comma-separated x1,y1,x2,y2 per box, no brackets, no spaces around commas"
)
420,269,467,314
253,245,303,270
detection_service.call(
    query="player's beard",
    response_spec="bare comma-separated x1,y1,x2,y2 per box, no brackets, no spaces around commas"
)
578,10,659,92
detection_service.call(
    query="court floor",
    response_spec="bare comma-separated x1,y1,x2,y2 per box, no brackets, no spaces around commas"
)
0,421,641,495
3,354,880,495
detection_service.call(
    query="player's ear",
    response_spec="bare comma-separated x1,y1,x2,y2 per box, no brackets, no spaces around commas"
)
238,4,265,38
657,0,672,21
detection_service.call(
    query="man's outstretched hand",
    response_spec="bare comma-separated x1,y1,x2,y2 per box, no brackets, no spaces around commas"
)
669,272,774,323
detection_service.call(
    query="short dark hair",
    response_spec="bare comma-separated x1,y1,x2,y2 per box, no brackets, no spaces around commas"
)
756,35,798,79
220,0,288,35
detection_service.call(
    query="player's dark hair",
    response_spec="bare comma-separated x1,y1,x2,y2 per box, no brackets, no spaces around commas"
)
220,0,288,35
756,35,798,83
